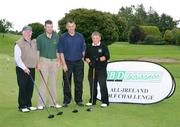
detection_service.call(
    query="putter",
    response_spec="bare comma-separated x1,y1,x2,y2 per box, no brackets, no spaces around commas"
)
29,74,54,119
39,70,63,116
63,71,78,113
87,68,95,112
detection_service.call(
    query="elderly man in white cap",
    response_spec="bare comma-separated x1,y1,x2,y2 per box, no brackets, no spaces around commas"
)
14,26,37,112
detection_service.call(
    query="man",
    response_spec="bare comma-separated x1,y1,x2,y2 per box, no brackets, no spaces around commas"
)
85,32,110,108
14,26,37,112
36,20,61,109
58,20,85,107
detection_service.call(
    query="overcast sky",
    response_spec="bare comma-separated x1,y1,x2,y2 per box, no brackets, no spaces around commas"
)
0,0,179,31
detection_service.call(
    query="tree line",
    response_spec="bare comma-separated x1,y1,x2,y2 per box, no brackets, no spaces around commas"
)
1,4,179,45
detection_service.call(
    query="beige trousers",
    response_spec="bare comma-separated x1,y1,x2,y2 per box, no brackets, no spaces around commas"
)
38,57,58,106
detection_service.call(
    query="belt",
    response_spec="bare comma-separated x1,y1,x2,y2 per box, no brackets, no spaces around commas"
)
40,57,57,62
65,59,82,63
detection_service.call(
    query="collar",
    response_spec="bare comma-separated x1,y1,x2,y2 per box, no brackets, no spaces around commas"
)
45,32,54,39
92,42,101,46
23,38,31,43
22,38,32,46
67,32,76,37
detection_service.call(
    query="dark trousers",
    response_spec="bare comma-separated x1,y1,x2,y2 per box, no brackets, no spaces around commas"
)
63,60,84,104
16,67,35,109
88,68,109,105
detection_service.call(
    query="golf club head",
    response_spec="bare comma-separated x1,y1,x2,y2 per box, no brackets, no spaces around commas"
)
48,114,55,119
87,108,93,112
57,111,63,115
72,109,78,113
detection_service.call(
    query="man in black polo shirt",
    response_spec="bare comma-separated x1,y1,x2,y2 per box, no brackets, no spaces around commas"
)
85,31,110,108
58,20,85,107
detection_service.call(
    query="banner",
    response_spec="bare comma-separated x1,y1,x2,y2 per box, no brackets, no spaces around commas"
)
97,60,176,104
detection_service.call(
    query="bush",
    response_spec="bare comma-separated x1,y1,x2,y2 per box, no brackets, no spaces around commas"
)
140,25,162,38
163,30,174,44
143,35,164,45
173,28,180,45
176,34,180,44
28,22,44,39
143,35,157,44
128,25,144,44
58,8,120,45
128,25,163,44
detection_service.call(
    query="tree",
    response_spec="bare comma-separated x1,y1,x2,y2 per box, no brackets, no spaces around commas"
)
118,6,135,26
110,14,127,41
58,8,120,45
118,4,178,42
134,4,147,25
28,22,44,39
159,13,177,35
146,7,160,26
0,19,13,37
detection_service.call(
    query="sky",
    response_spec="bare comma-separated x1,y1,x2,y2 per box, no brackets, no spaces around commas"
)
0,0,179,31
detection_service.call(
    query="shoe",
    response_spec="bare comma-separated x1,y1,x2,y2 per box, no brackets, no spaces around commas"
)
100,103,108,108
28,107,37,111
55,104,62,108
86,103,92,106
50,104,62,108
77,102,84,107
62,103,68,107
19,108,30,112
37,106,44,110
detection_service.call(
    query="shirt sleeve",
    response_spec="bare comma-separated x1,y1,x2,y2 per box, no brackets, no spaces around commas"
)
36,37,41,51
33,39,37,50
80,34,86,53
14,44,27,70
57,36,64,53
84,45,89,59
103,44,110,60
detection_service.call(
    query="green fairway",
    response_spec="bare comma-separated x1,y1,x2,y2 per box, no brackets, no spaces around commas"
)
0,33,180,127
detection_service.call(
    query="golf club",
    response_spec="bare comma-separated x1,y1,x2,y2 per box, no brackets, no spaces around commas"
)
63,71,78,113
29,74,54,119
39,70,63,116
6,57,10,70
87,67,95,112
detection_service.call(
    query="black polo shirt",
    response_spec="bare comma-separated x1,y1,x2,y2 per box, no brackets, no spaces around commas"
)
85,42,110,69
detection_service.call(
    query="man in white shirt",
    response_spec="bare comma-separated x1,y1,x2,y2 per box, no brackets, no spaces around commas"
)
14,26,37,112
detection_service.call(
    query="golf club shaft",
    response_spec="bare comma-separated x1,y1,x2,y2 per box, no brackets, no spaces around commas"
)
90,68,95,109
29,74,53,115
39,70,61,113
64,70,78,110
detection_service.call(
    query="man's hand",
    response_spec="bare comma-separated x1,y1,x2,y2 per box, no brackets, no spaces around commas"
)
85,58,91,63
100,56,106,62
63,64,68,72
36,63,41,70
57,59,62,68
24,68,30,75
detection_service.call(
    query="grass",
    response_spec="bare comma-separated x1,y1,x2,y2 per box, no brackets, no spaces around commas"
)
109,42,180,60
0,33,180,127
0,33,20,56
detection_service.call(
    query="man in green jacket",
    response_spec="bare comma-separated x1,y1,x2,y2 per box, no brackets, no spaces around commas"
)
36,20,61,109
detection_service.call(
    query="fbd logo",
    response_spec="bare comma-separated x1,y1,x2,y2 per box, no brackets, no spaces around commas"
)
52,40,57,45
107,71,125,81
107,71,163,82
